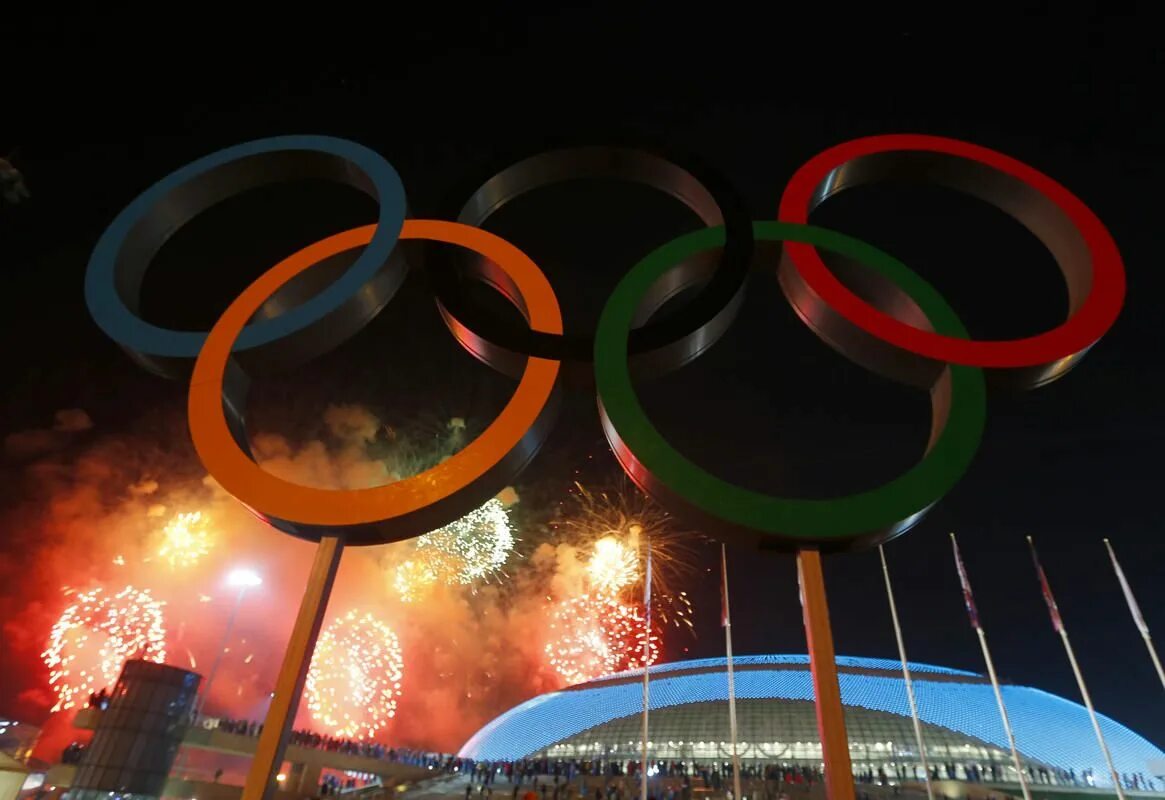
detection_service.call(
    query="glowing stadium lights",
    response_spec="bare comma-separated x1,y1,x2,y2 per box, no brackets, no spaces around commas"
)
457,655,1165,786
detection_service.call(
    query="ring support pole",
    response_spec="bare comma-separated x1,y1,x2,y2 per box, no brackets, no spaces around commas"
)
797,549,855,800
242,536,343,800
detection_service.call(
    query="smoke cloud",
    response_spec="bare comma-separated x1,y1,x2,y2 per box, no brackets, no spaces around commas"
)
0,402,599,761
3,408,94,460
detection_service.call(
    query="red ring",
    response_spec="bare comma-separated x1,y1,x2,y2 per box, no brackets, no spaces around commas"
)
778,134,1125,368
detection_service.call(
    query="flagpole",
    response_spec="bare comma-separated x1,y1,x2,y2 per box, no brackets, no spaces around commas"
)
878,546,934,800
722,544,742,800
950,534,1031,800
1104,538,1165,693
1028,537,1126,799
641,535,652,800
975,629,1031,799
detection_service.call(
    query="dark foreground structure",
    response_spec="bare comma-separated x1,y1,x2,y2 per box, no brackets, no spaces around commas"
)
69,660,200,800
459,656,1165,790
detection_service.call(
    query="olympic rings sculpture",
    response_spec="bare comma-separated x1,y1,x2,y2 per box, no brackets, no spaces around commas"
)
84,134,1125,552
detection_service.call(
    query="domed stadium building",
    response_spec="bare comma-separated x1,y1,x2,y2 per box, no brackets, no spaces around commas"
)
460,656,1165,789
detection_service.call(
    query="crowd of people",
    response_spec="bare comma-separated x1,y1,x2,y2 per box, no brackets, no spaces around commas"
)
454,759,828,800
457,756,1159,797
318,774,359,795
463,759,823,789
452,760,827,800
203,716,458,771
60,742,86,765
852,759,1158,793
215,717,262,736
73,707,1162,796
85,689,109,710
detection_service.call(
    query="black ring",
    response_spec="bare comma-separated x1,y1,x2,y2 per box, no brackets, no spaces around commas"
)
425,142,753,386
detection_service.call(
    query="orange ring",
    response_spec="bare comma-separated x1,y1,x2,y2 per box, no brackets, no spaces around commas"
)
188,220,561,532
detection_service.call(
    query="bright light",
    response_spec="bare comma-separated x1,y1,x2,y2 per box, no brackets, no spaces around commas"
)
159,511,214,569
586,537,638,593
227,569,262,588
276,775,286,783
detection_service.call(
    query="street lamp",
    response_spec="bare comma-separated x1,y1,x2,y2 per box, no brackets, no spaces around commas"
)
196,568,262,718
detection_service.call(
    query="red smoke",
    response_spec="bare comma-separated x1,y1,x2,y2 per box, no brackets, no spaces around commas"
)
0,404,576,762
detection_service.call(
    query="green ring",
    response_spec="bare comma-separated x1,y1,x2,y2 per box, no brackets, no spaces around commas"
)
594,221,986,547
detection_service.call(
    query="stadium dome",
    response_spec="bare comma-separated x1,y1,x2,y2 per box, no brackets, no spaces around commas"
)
459,655,1165,789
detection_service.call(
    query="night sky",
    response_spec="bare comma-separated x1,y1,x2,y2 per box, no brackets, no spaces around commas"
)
3,10,1164,749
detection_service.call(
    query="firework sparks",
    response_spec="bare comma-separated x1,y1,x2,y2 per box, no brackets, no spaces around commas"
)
545,594,659,685
305,611,404,740
42,586,167,712
379,484,516,603
393,560,438,604
653,590,695,632
414,498,514,585
566,484,696,631
158,510,213,569
587,536,639,593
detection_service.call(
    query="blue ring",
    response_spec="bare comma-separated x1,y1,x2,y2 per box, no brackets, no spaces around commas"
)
84,135,406,358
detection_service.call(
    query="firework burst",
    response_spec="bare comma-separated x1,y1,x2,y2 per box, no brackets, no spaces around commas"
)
158,510,213,569
42,586,167,712
587,536,638,593
545,594,659,685
568,484,696,631
393,560,438,604
305,611,404,740
414,498,515,586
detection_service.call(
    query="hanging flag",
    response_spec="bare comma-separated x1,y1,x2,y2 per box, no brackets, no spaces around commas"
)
1027,537,1064,633
1105,539,1149,636
950,534,981,631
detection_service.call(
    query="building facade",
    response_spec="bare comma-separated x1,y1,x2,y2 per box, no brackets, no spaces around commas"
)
459,655,1165,789
69,660,201,800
